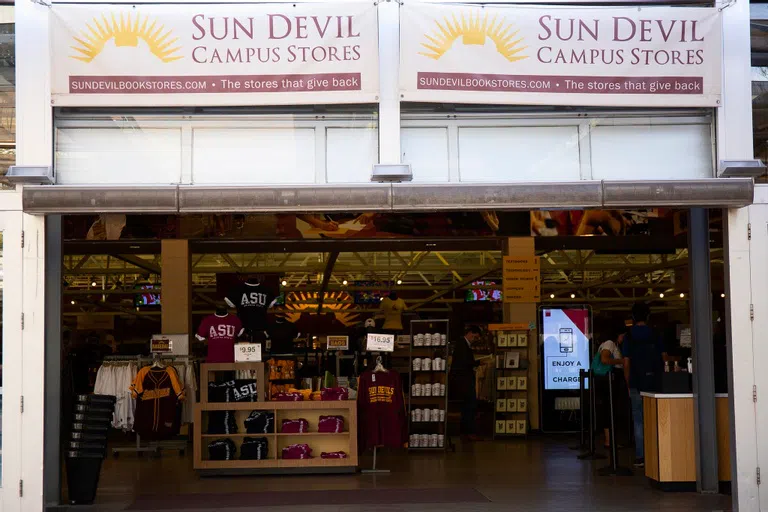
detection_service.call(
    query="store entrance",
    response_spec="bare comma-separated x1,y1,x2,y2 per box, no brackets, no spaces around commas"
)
55,209,732,509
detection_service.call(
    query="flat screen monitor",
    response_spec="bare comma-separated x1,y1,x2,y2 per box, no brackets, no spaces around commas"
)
540,306,591,390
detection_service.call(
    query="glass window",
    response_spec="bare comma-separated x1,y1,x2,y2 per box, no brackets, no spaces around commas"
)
0,6,13,177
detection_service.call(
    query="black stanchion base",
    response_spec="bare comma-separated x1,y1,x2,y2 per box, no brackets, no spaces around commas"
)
597,465,634,476
577,452,607,460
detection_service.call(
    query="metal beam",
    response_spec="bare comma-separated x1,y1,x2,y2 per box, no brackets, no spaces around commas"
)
409,265,501,311
316,252,339,313
112,254,161,274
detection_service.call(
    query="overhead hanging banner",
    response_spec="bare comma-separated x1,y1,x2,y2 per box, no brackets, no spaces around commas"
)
50,3,379,106
400,4,721,107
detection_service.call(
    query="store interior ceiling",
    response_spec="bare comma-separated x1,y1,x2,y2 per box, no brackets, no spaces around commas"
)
60,243,724,322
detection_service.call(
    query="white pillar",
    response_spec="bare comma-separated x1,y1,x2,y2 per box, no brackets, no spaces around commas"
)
15,0,52,508
718,0,761,509
377,0,400,165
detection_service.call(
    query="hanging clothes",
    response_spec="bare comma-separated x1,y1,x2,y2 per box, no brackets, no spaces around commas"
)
94,362,137,431
356,369,407,451
130,365,185,440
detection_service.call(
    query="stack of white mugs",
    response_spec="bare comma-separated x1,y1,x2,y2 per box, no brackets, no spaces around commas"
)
411,382,446,397
409,433,445,448
410,408,446,423
412,357,446,371
413,333,447,346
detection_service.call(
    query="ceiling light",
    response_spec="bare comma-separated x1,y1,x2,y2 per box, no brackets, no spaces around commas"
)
70,300,75,305
550,294,555,299
570,293,576,299
397,279,402,285
342,280,348,286
659,293,665,298
679,293,685,298
721,293,726,298
91,281,97,287
281,280,287,286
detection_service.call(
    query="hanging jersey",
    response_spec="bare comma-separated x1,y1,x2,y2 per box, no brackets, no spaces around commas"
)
225,282,277,332
196,313,244,363
267,320,299,354
357,370,407,451
130,366,184,440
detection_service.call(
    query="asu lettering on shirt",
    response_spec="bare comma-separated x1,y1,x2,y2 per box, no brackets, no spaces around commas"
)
240,291,269,306
209,324,237,339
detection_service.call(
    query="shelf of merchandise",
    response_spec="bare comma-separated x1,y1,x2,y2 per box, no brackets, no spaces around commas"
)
194,362,358,474
407,319,450,451
491,328,532,439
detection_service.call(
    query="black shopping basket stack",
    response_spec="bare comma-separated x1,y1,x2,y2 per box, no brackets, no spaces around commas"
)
65,394,114,505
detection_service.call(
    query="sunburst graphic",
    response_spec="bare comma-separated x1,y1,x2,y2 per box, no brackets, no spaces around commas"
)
420,11,528,63
282,291,360,327
70,12,182,63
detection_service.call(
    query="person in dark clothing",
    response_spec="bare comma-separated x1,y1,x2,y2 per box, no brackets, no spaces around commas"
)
450,325,482,441
623,303,668,468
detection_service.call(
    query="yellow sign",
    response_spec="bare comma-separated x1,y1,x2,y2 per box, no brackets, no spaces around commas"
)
327,335,349,351
488,323,531,331
502,255,540,303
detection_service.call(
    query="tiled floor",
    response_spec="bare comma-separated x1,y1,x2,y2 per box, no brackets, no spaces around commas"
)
65,437,732,512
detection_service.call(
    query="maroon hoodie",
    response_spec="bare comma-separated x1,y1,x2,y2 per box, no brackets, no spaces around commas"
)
357,370,407,451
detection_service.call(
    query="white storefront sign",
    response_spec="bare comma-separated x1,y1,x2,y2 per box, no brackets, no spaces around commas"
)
234,342,263,362
50,3,379,106
400,4,721,107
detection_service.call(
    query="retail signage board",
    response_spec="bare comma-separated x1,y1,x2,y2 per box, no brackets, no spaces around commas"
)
50,3,379,106
234,342,262,362
327,335,349,351
150,336,172,353
400,4,721,107
540,307,591,390
502,256,540,303
366,333,395,353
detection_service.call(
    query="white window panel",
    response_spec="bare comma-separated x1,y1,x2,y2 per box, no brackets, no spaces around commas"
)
326,127,378,183
590,123,713,180
401,127,450,182
56,127,182,185
458,126,580,182
192,128,316,185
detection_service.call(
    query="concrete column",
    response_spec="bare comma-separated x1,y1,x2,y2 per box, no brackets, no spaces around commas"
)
377,1,401,165
503,237,539,430
688,208,719,493
161,240,192,335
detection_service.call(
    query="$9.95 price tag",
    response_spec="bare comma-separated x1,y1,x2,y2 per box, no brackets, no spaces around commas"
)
234,342,262,362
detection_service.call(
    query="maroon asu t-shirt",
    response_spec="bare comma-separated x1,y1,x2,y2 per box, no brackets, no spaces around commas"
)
196,314,244,363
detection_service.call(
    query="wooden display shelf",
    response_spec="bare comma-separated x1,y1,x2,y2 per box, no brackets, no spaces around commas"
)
194,362,358,474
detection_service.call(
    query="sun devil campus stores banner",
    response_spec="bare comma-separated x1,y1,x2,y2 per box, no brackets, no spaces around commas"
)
400,4,721,107
50,3,379,106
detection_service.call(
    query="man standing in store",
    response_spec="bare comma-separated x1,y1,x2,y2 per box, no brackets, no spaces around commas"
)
623,303,667,468
450,326,482,442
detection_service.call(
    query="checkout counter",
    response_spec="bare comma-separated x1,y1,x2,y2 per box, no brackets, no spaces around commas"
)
641,392,731,490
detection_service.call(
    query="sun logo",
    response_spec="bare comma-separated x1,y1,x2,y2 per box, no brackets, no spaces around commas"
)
70,13,183,63
420,11,528,63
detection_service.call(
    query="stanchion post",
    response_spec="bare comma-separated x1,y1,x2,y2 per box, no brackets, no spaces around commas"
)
578,369,605,460
597,370,632,476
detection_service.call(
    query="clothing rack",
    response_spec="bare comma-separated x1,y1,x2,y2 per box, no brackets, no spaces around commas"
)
103,354,196,458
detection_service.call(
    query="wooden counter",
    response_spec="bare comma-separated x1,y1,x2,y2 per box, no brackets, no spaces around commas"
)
641,393,731,488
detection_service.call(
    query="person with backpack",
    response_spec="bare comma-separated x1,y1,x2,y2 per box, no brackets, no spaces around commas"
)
622,303,668,468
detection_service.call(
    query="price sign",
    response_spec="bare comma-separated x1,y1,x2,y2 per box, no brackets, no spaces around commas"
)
366,333,395,353
234,342,262,362
150,336,172,353
327,335,349,351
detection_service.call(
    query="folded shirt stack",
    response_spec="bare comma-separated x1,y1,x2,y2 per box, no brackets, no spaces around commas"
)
208,439,237,461
281,418,309,433
207,411,237,434
318,415,345,433
241,437,269,460
321,451,348,459
282,443,312,459
244,411,275,434
272,392,303,402
320,387,349,401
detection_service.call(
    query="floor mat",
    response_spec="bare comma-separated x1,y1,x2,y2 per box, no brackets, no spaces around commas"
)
126,488,489,510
